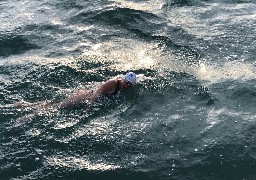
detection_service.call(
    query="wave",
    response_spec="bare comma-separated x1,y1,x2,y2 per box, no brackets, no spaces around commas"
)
22,24,71,34
162,0,203,7
205,0,254,3
70,6,162,28
162,0,254,7
0,34,39,57
70,7,201,70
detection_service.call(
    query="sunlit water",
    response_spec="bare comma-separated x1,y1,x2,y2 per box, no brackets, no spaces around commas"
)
0,0,256,179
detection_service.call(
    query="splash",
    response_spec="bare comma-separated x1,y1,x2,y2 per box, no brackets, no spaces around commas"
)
80,38,162,71
193,60,256,84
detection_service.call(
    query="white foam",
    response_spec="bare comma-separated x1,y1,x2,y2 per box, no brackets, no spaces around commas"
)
80,38,162,71
53,118,80,130
193,60,256,84
112,0,165,12
47,156,120,170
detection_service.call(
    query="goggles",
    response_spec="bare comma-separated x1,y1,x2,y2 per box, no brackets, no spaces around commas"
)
126,81,133,87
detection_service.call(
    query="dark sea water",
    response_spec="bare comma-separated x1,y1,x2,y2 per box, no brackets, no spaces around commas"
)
1,0,256,179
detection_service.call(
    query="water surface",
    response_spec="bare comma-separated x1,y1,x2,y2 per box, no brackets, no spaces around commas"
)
0,0,256,179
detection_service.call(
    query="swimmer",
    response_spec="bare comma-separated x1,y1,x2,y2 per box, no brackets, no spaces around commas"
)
3,72,136,127
57,71,137,109
2,72,137,111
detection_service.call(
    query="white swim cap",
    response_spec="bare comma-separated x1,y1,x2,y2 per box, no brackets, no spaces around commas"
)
124,72,136,86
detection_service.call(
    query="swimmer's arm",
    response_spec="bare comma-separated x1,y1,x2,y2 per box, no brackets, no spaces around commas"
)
90,79,118,101
59,80,118,106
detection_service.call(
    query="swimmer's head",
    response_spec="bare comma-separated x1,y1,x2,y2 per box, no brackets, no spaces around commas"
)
124,72,136,86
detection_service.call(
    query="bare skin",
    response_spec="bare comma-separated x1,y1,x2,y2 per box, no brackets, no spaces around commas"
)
57,77,131,109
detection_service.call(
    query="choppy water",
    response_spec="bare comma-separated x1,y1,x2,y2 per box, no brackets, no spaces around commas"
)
0,0,256,179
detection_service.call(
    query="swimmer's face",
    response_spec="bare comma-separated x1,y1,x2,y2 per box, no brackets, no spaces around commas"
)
126,81,133,87
121,79,132,89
